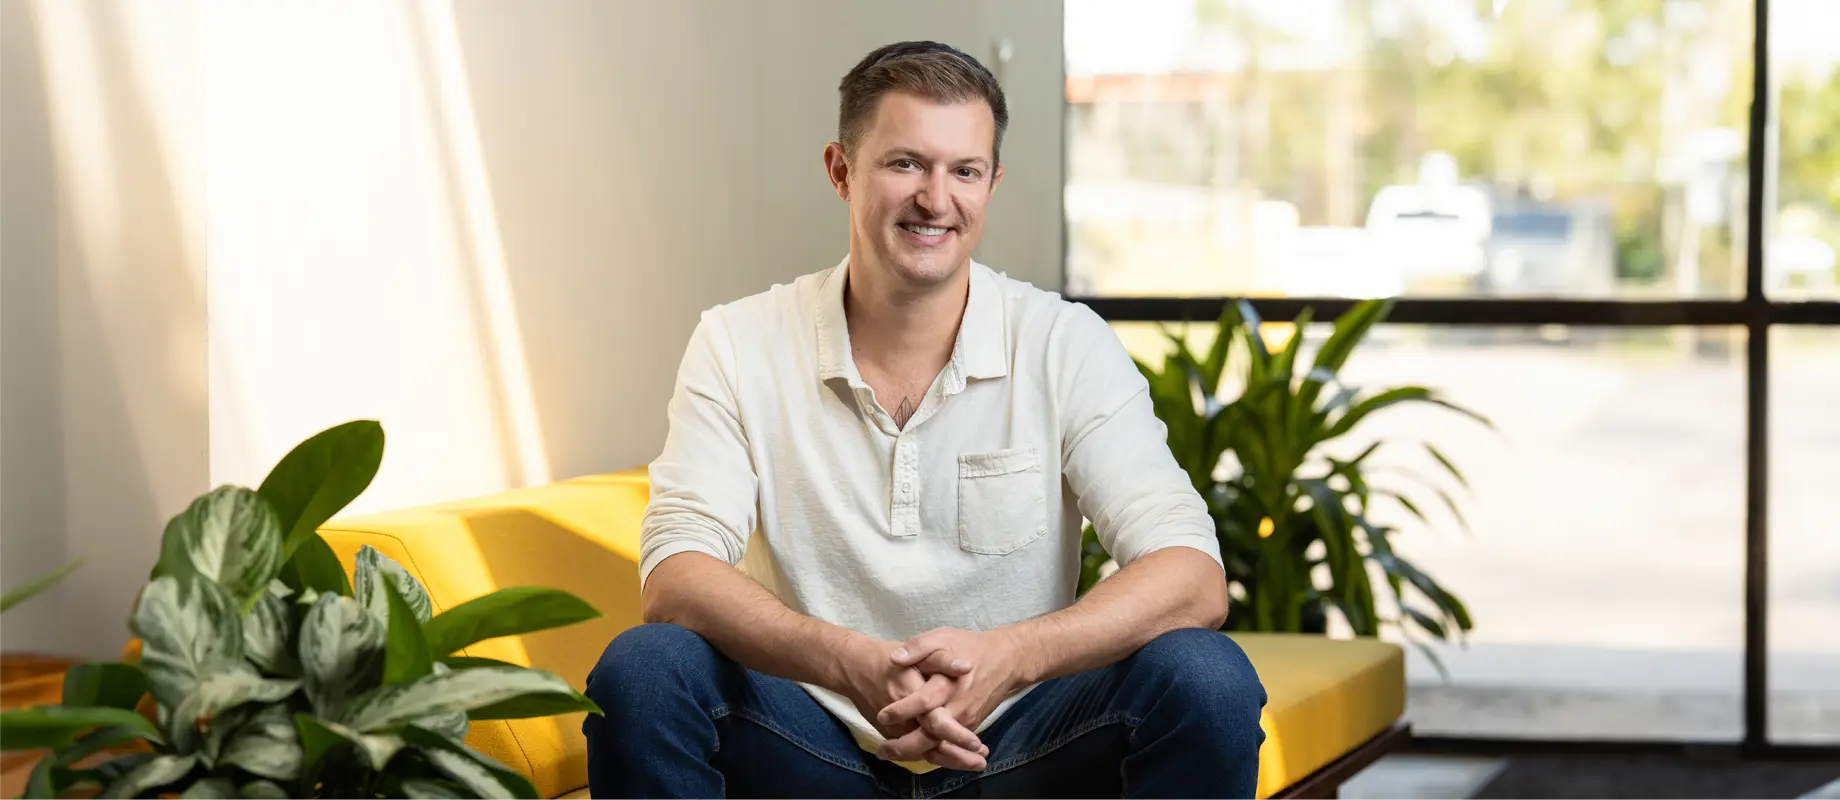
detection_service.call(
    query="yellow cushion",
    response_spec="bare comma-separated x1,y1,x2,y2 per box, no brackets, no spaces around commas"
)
1229,632,1405,799
320,470,1404,799
318,469,649,800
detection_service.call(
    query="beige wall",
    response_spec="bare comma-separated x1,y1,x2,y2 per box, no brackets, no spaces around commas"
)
209,0,1066,508
0,0,63,654
1,0,207,657
3,0,1063,656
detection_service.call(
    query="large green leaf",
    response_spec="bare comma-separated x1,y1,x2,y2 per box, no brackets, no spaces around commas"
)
219,703,302,781
61,662,148,710
342,667,598,733
132,575,244,709
355,546,433,624
156,486,284,612
258,420,384,561
299,593,385,719
383,577,435,686
0,706,160,751
243,592,297,676
1,557,85,613
402,727,538,799
167,669,301,754
98,753,196,799
422,587,601,657
281,533,353,597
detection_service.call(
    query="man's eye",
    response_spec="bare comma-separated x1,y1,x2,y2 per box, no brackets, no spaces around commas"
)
895,159,918,170
957,168,979,179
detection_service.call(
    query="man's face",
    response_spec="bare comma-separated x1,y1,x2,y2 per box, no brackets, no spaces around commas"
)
828,91,1003,288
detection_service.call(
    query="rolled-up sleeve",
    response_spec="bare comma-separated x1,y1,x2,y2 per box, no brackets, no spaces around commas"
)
1051,305,1222,570
638,309,758,586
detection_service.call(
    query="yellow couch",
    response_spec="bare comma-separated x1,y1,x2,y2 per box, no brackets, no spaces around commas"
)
319,470,1408,799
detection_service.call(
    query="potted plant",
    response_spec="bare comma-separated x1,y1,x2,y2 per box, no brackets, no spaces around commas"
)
1,559,89,711
1081,300,1488,661
0,421,603,798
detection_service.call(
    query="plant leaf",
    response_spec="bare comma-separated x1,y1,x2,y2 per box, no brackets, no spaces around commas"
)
383,576,435,686
179,777,238,798
422,587,602,657
258,420,384,562
156,486,284,612
243,592,298,676
1403,605,1450,640
402,727,539,799
167,668,300,755
1424,442,1470,490
281,532,353,598
355,546,433,624
0,705,161,751
438,655,521,670
23,725,152,799
242,780,290,799
1326,386,1434,439
299,593,385,719
343,667,598,733
292,713,346,769
403,778,471,799
132,575,244,709
98,753,196,800
219,704,302,781
1,557,86,613
61,662,148,710
291,713,402,771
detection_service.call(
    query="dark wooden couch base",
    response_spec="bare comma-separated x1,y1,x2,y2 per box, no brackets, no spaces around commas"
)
1273,722,1413,799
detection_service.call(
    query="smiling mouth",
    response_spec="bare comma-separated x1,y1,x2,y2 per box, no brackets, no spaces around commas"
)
898,222,953,237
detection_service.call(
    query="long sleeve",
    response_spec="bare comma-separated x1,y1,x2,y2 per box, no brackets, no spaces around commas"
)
638,310,759,585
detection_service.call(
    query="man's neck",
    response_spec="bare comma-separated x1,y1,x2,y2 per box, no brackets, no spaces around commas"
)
843,256,969,375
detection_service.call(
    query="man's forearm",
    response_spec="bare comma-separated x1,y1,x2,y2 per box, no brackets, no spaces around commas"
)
1000,546,1229,684
642,551,867,689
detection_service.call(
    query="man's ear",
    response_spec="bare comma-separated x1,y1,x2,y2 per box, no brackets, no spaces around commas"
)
822,142,851,201
991,163,1005,194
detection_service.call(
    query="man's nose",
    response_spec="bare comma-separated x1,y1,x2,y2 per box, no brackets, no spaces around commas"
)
914,168,951,217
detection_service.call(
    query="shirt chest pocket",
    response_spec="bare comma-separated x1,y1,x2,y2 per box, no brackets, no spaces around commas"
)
956,447,1048,555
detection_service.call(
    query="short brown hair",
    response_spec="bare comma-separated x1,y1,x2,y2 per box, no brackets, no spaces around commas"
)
837,41,1009,166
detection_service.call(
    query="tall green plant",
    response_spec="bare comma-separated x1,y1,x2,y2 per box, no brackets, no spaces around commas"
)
1080,300,1488,660
0,421,604,799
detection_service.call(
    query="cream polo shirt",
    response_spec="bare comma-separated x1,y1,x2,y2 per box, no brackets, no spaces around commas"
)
638,256,1222,762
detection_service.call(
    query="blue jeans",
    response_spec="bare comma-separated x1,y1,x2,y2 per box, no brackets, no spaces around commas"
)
582,623,1266,798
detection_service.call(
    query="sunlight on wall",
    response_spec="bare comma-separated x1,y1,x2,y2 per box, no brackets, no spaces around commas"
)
16,0,209,657
205,0,549,515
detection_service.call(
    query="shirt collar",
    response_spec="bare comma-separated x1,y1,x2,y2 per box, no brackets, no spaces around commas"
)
814,256,1009,392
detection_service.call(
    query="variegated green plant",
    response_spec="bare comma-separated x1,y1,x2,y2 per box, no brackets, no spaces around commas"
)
0,421,604,799
1079,300,1488,665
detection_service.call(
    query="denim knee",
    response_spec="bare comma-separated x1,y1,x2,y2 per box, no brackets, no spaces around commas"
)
1132,628,1267,724
584,622,722,717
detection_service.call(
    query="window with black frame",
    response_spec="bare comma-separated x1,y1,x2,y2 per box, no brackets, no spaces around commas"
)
1064,0,1840,751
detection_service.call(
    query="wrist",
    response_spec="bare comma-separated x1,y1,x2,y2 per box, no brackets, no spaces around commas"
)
821,628,880,691
995,624,1045,685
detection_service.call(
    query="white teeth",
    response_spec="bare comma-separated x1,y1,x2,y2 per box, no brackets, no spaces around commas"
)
902,224,949,236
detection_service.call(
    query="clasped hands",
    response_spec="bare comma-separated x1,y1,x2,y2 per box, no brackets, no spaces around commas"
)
840,627,1028,772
